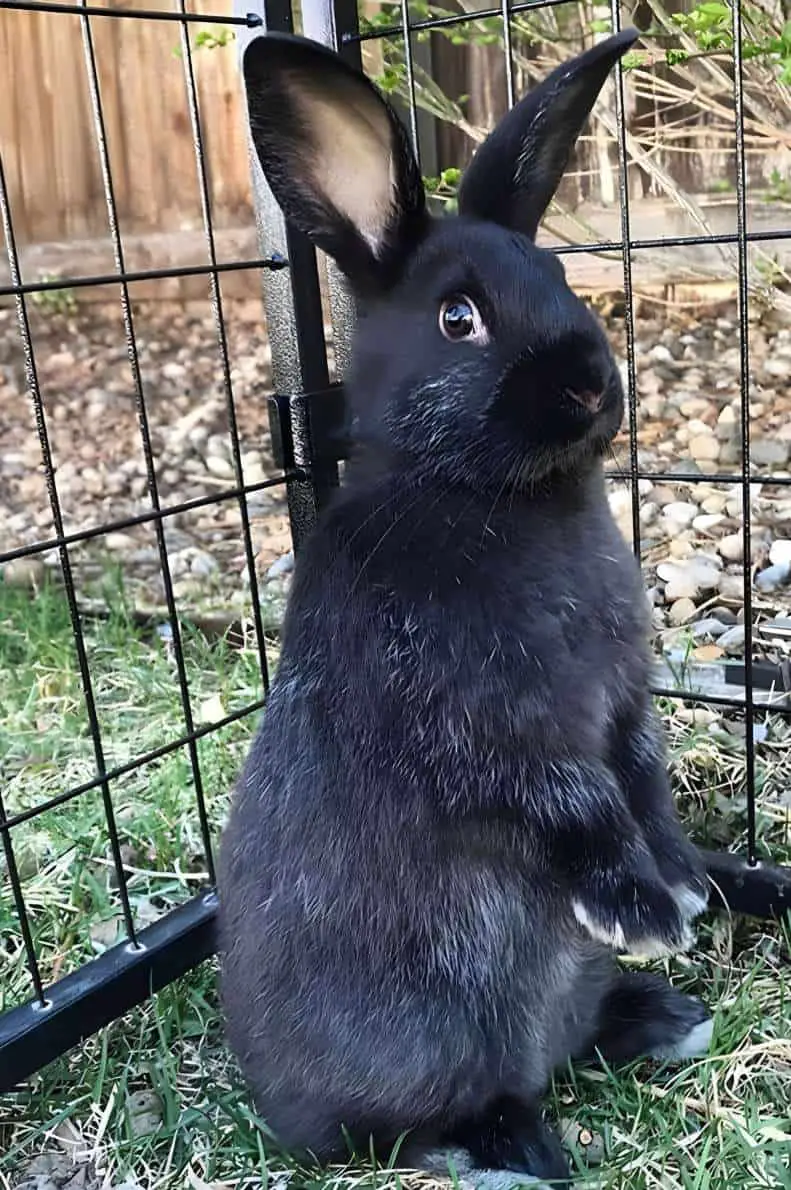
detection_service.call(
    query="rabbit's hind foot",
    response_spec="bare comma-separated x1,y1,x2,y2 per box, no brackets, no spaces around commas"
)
589,970,712,1066
420,1096,571,1188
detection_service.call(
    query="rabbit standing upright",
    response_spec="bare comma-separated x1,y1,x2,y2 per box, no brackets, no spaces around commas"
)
218,29,712,1188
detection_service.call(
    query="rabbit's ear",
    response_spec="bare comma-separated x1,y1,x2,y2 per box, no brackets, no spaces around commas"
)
457,29,639,240
243,34,427,294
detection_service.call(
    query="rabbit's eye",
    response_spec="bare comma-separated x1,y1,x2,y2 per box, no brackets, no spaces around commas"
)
439,295,488,344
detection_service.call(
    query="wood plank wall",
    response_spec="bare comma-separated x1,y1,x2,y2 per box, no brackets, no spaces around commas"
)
0,0,252,248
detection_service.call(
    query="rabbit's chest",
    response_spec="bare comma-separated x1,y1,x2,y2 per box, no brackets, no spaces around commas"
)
394,558,648,759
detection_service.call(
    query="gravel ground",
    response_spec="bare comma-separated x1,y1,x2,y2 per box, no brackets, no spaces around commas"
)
0,299,294,625
2,296,791,690
602,307,791,702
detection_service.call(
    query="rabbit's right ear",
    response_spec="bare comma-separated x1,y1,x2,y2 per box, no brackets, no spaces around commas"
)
457,29,639,240
243,34,428,295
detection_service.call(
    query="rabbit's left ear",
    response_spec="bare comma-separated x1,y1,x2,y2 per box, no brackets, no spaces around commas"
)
243,33,428,295
458,29,639,240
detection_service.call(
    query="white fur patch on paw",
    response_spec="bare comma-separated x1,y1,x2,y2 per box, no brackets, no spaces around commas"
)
467,1173,552,1190
621,935,679,959
572,901,695,958
572,900,626,950
623,918,696,959
650,1016,714,1061
671,882,710,920
421,1148,551,1190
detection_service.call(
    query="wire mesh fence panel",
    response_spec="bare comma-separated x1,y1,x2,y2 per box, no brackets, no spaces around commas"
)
0,0,325,1087
1,0,791,1091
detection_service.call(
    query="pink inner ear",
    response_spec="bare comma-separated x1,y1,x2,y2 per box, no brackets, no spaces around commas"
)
294,80,397,256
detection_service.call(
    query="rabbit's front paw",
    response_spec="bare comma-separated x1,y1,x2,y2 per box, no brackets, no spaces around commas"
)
669,877,709,922
572,868,695,958
650,839,710,922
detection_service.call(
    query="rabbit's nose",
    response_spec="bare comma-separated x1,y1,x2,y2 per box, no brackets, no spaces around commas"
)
564,387,605,414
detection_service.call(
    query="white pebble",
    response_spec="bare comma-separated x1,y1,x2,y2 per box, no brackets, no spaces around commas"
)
658,557,721,597
692,618,729,640
105,532,137,551
693,513,724,533
676,707,718,726
701,493,727,515
668,597,697,625
679,397,712,418
608,488,634,517
205,455,235,479
769,539,791,566
266,552,295,579
755,562,791,592
719,534,744,562
689,435,720,463
718,624,746,654
669,538,695,559
663,501,699,527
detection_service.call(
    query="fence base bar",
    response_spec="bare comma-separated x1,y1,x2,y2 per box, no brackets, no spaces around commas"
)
702,849,791,919
0,890,218,1094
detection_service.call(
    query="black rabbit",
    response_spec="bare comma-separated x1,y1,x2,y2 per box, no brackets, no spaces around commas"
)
218,29,712,1188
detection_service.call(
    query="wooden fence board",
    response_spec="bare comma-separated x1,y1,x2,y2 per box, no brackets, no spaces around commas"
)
0,0,253,248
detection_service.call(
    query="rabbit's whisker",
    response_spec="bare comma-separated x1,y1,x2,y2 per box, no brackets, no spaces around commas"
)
479,461,521,550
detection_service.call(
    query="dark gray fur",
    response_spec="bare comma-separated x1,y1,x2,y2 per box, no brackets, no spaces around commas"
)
219,30,711,1186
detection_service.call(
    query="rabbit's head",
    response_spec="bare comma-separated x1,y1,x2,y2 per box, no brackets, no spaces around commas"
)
243,29,638,490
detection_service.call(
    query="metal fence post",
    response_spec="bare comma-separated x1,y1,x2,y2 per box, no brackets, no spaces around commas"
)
234,0,340,546
299,0,360,383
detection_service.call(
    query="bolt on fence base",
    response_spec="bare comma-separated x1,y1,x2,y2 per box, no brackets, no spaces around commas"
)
703,849,791,920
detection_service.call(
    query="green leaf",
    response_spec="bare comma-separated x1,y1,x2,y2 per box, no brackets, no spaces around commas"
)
621,50,647,70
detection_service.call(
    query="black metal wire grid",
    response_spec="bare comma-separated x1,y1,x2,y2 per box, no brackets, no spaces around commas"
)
1,0,790,1089
294,0,791,904
0,0,296,1086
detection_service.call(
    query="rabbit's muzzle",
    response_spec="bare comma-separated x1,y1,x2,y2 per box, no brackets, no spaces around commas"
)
495,328,621,444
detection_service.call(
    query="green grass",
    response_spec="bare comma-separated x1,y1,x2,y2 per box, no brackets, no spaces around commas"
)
1,574,790,1190
0,569,274,1009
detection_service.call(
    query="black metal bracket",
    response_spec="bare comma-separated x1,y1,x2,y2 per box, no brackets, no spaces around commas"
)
724,659,791,696
0,890,218,1094
267,383,351,553
267,381,351,472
